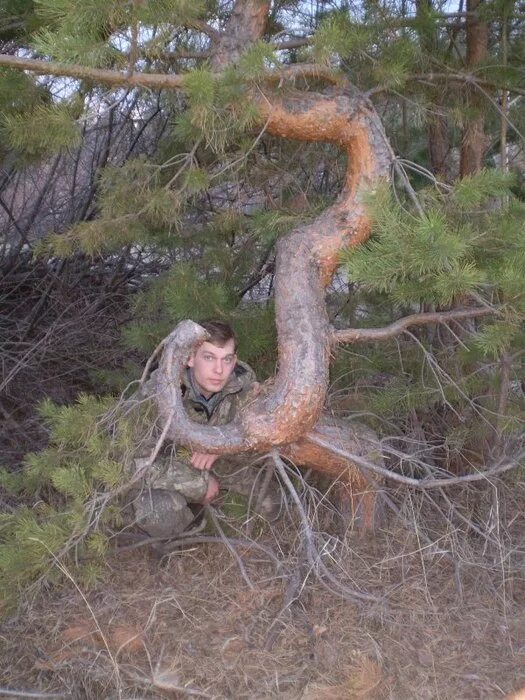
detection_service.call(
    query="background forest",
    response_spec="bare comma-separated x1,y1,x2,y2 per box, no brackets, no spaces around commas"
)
0,0,524,697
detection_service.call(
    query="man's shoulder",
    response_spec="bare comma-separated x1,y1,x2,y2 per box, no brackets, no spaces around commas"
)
232,360,256,389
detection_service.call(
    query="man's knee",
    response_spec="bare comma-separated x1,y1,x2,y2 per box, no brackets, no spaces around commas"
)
131,488,195,538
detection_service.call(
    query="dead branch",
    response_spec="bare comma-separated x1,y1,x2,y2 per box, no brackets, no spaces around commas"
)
206,506,255,588
270,449,383,605
309,435,525,489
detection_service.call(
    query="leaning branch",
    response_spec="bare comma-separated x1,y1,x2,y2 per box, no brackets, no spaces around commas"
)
332,306,495,345
309,435,525,489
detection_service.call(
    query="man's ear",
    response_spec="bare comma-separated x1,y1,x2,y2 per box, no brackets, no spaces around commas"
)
187,353,195,368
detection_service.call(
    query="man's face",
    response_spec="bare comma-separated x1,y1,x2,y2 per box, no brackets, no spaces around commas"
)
187,339,237,397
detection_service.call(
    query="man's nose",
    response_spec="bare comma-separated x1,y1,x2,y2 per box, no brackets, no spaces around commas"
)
213,359,224,374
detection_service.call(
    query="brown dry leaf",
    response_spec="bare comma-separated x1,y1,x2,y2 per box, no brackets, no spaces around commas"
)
110,623,144,654
302,656,383,700
60,620,143,655
507,690,525,700
61,621,102,648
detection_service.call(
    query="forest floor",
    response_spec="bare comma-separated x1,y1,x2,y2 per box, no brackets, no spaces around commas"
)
1,483,525,700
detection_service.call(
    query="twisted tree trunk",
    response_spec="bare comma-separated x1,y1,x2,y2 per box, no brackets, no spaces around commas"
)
152,85,392,529
154,85,391,449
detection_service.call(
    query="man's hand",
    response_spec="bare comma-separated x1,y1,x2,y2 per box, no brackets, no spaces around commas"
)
191,452,219,471
200,474,220,505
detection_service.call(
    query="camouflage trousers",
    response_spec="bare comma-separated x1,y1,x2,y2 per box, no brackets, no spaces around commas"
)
125,451,281,539
127,455,209,538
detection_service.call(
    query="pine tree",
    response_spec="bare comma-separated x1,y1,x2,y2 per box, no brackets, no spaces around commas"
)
0,0,523,599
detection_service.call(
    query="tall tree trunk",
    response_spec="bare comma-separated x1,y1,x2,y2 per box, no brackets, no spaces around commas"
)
211,0,271,71
416,0,450,179
460,0,488,176
428,114,450,179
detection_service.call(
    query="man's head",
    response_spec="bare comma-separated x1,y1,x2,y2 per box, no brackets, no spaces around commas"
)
187,320,238,397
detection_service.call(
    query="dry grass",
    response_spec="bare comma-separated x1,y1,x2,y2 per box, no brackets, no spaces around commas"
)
1,475,525,700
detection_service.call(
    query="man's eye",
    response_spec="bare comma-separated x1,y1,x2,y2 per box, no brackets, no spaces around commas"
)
224,357,234,364
203,355,213,361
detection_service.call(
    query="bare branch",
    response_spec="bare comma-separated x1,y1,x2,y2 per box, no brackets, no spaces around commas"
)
185,19,221,41
332,306,495,345
309,435,525,489
270,449,383,604
272,37,312,50
368,72,525,98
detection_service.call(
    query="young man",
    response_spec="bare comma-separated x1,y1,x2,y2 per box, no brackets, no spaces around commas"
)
182,319,257,502
130,320,257,538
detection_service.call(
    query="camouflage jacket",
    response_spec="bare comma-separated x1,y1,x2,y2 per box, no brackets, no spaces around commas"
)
129,360,257,501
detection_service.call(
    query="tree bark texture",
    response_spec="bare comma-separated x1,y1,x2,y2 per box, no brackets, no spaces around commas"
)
152,88,392,528
460,0,489,176
211,0,271,71
416,0,451,179
428,114,450,179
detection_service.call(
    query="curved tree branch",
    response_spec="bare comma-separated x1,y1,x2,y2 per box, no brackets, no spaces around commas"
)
332,306,495,345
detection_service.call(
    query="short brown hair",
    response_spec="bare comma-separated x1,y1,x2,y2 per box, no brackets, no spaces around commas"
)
199,319,237,351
